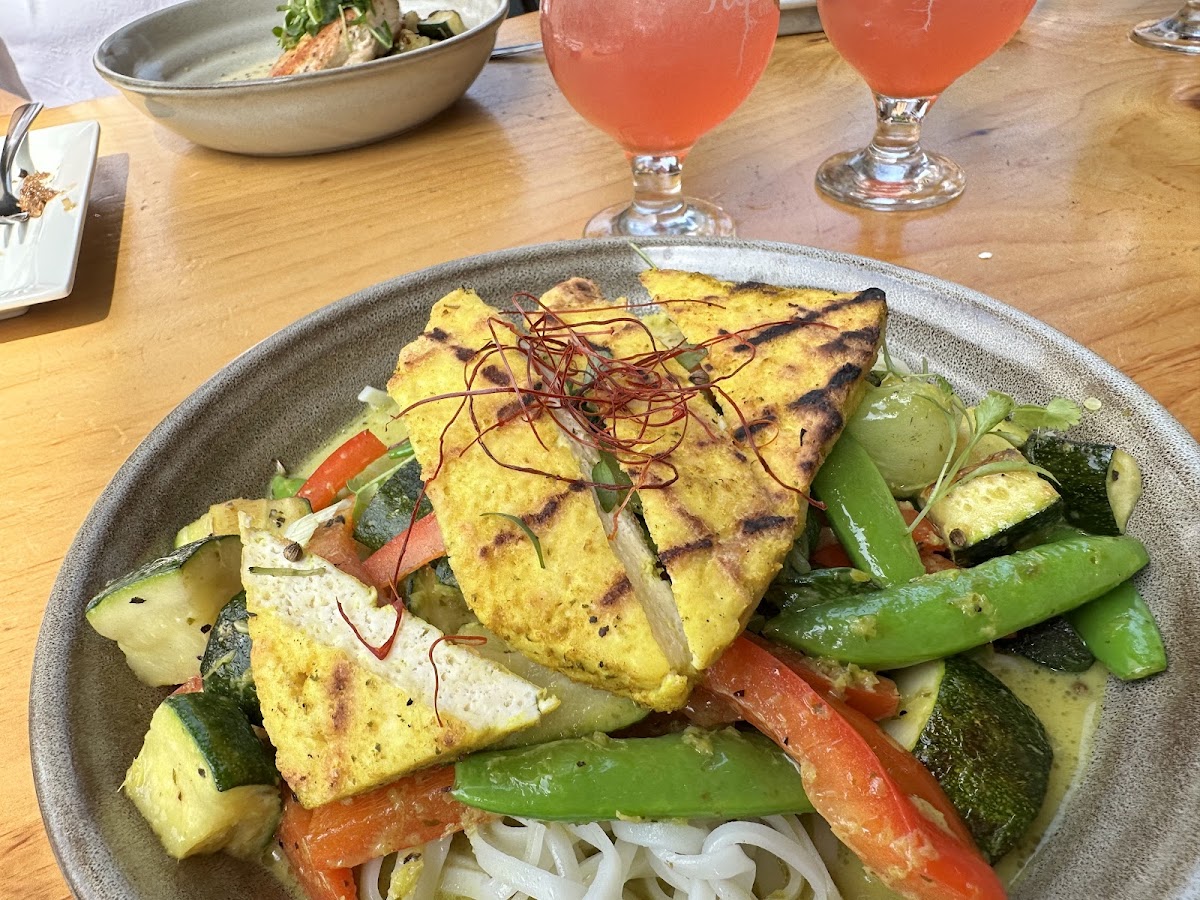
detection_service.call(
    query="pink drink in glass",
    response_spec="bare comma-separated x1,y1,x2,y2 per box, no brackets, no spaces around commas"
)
819,0,1036,98
541,0,779,235
814,0,1035,210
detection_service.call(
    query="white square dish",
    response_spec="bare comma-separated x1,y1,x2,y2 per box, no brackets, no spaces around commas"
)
0,120,101,320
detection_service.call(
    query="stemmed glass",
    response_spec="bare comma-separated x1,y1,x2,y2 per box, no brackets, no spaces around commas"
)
540,0,780,238
814,0,1036,211
1131,1,1200,53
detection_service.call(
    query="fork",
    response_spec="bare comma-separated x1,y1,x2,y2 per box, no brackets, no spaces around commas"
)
0,102,44,223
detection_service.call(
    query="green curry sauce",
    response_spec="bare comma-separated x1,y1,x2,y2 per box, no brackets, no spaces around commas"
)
813,652,1106,897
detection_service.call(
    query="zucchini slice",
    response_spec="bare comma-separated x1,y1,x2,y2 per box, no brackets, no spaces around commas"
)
417,10,466,40
123,692,280,860
884,655,1052,862
200,592,260,724
352,459,433,552
175,497,311,548
994,616,1095,673
457,622,647,749
87,536,243,686
1024,435,1143,535
921,447,1063,563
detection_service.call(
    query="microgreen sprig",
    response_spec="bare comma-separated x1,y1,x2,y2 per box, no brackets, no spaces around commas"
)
907,390,1079,533
481,512,545,569
273,0,393,51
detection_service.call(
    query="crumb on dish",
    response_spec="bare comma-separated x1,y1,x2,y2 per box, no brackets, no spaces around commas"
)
18,171,59,218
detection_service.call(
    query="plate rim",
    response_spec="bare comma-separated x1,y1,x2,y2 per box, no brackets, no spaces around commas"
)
30,236,1200,899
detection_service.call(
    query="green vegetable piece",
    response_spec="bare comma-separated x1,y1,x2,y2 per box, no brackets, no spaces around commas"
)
451,729,813,821
920,442,1064,565
846,379,958,496
591,453,637,515
458,623,647,749
885,656,1051,863
812,433,925,585
86,536,243,686
123,691,280,860
766,567,878,616
994,617,1095,673
764,535,1149,669
1067,581,1167,681
352,460,433,552
1023,435,1142,536
163,693,278,791
270,474,305,499
201,592,261,724
416,9,466,40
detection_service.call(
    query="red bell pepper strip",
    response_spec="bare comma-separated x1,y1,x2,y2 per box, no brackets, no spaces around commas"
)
170,674,204,695
362,513,447,592
746,634,900,721
297,430,388,512
810,540,854,569
278,790,358,900
305,513,390,593
686,643,900,723
305,766,494,870
703,637,1005,900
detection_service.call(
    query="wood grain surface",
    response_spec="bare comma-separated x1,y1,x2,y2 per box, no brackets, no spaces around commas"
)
3,3,1198,896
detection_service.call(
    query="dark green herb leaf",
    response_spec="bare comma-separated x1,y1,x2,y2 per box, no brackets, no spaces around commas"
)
247,566,327,577
480,513,545,569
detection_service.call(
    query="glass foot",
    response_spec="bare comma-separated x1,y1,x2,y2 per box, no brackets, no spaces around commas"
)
815,146,965,212
1131,5,1200,53
583,196,735,238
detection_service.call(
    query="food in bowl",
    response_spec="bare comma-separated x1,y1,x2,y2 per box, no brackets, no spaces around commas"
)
271,0,467,76
85,268,1163,899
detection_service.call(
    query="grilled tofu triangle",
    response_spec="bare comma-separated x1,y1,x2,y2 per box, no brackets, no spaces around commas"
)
388,289,692,711
539,277,796,672
640,269,887,530
240,522,553,808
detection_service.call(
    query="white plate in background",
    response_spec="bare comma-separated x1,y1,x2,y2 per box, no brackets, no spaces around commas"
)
780,0,821,35
0,120,101,320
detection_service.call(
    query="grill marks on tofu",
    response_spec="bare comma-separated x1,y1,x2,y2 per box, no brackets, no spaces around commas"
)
240,526,551,808
387,290,691,711
270,0,400,76
538,278,796,671
640,269,886,523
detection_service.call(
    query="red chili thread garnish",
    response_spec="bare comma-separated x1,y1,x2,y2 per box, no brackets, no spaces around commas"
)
389,296,832,570
428,634,489,726
336,596,404,661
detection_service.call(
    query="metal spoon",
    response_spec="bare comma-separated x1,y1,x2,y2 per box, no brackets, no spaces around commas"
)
0,102,45,223
490,40,543,59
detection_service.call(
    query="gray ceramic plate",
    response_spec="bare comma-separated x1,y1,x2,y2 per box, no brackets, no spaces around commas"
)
95,0,506,156
31,239,1200,899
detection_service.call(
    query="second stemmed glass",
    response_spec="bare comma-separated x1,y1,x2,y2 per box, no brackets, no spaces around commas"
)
540,0,779,238
1131,1,1200,53
814,0,1035,211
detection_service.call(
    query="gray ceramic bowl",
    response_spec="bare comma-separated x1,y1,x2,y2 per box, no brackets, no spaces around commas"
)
31,239,1200,899
95,0,506,156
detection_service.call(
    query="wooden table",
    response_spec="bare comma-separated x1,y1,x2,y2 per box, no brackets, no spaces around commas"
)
3,2,1198,895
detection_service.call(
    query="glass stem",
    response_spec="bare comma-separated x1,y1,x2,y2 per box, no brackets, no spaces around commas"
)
629,154,688,218
867,94,936,169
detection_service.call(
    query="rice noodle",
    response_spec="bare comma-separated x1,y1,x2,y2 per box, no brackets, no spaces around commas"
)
363,816,840,900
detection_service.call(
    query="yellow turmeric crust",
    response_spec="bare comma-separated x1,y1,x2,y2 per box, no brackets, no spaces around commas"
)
539,277,796,672
387,289,690,711
640,269,887,527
